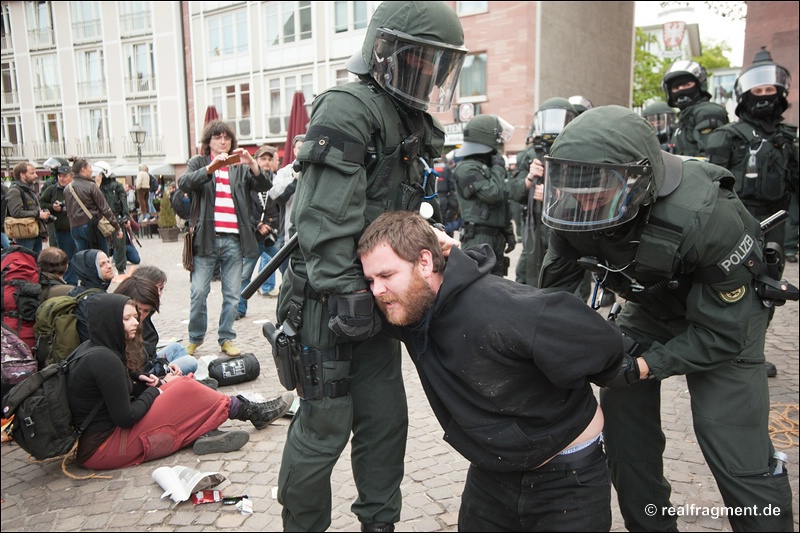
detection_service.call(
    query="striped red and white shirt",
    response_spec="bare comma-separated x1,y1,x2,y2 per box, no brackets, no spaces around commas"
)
213,167,239,234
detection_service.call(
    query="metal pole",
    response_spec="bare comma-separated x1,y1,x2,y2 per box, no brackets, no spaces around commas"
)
137,145,142,165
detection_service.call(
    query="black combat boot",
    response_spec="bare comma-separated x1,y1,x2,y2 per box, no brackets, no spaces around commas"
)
234,392,292,429
765,361,778,378
361,522,395,532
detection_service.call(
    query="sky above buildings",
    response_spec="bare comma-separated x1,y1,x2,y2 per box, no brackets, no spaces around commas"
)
635,1,746,66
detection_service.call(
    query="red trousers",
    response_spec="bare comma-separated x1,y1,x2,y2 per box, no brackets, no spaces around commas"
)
83,377,230,470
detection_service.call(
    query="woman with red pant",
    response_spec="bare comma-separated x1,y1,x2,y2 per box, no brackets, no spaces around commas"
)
66,293,291,469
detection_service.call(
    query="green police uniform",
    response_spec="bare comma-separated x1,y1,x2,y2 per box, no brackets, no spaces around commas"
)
273,3,466,528
508,144,537,283
455,158,512,276
540,106,793,532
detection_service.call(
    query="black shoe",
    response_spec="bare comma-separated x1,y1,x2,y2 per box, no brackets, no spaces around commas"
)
235,312,246,321
198,377,218,390
193,429,250,455
235,392,292,429
361,523,395,532
786,254,798,263
765,361,778,378
600,291,616,307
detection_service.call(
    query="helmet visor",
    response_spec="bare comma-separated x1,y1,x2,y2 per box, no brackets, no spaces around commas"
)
735,64,791,97
645,113,675,136
532,108,577,138
374,29,466,111
542,157,654,232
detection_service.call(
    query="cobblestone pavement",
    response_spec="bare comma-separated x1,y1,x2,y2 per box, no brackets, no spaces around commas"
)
2,235,798,532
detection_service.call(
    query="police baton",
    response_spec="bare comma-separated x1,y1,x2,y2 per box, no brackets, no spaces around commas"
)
240,233,298,300
760,210,788,235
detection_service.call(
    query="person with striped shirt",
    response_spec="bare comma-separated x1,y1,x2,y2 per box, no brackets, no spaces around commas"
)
177,120,271,357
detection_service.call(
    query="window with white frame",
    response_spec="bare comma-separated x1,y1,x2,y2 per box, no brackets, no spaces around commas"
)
2,115,22,146
334,1,369,33
458,53,487,100
125,41,155,93
457,1,487,16
207,10,248,57
119,1,151,36
38,110,63,143
82,107,108,141
335,68,351,86
211,82,252,138
77,49,106,100
266,1,311,47
71,1,101,43
267,73,312,134
32,54,60,102
2,60,18,106
1,4,12,52
26,0,54,48
129,103,158,146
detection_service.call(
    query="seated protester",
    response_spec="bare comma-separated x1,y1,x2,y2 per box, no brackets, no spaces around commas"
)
357,211,627,532
114,277,198,377
124,218,142,266
129,265,187,369
69,249,114,343
37,246,75,301
65,293,294,468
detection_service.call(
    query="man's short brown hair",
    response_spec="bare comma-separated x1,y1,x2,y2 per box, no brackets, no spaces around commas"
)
38,247,69,276
358,211,446,273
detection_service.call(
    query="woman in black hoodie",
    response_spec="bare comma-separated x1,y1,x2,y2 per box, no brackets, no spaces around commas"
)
66,293,292,469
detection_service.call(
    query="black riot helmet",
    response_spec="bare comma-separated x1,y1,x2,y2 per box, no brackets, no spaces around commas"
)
530,97,578,154
43,156,70,176
346,1,467,112
642,100,677,144
662,60,711,109
734,47,791,119
455,114,515,158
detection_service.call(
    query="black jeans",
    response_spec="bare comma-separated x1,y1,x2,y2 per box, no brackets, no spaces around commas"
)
458,446,611,532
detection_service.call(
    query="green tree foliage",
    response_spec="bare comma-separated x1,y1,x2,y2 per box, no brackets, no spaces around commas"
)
692,41,732,70
633,28,672,108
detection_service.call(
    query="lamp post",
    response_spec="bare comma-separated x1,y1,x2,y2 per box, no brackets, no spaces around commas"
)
1,139,13,181
129,124,147,165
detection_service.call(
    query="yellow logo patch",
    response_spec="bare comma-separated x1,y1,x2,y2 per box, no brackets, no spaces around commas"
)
719,286,746,303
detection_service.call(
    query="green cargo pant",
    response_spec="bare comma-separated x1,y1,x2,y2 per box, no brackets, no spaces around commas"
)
277,295,408,532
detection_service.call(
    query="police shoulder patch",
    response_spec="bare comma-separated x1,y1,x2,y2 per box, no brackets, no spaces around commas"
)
717,231,756,276
719,285,746,303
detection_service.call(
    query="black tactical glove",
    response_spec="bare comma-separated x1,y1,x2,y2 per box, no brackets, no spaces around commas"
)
590,332,645,389
327,292,382,342
504,233,516,254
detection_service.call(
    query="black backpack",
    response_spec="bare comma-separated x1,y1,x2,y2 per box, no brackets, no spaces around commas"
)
2,345,103,461
170,188,191,221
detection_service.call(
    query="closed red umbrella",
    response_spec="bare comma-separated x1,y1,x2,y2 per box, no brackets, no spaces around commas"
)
204,105,219,125
283,92,309,164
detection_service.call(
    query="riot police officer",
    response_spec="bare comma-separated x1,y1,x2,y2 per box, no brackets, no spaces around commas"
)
508,97,576,285
273,2,467,531
454,114,516,277
662,60,729,156
97,161,131,275
706,47,799,378
642,100,677,153
42,156,71,246
539,106,795,532
568,95,593,115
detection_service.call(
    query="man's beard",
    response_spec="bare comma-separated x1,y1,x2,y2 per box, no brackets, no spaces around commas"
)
377,268,436,327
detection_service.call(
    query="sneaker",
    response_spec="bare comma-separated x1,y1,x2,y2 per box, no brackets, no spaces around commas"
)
193,429,250,455
235,312,246,321
268,288,281,297
186,341,203,355
220,340,241,356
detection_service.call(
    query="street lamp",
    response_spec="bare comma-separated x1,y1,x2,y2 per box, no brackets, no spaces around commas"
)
1,139,13,180
129,124,147,165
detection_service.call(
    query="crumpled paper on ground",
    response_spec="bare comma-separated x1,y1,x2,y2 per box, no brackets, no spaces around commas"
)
152,465,226,503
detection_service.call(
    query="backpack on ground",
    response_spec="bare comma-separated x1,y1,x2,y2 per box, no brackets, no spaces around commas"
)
1,246,41,351
34,289,103,369
1,322,38,397
2,344,103,461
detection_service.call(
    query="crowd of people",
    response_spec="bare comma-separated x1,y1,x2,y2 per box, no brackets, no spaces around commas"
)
2,1,797,531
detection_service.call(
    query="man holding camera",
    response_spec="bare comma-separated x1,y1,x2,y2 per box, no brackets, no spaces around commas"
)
6,161,51,256
40,165,78,284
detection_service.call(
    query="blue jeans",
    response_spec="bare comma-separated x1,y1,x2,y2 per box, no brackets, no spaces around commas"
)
126,243,141,265
55,230,78,285
154,343,198,375
1,232,9,250
237,240,280,315
71,223,109,255
189,233,242,346
14,237,42,256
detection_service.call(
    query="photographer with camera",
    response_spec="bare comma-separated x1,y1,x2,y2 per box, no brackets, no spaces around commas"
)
6,161,51,256
40,166,78,284
97,161,131,275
